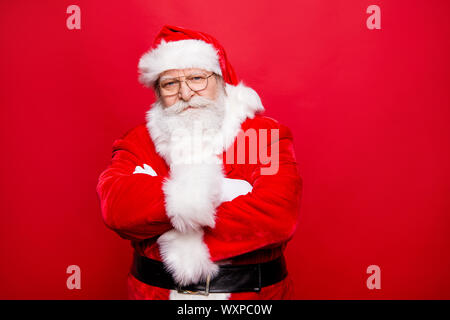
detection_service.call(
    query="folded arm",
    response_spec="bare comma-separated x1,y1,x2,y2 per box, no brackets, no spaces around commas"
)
204,124,303,261
96,132,172,241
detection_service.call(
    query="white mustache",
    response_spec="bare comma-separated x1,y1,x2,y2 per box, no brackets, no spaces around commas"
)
164,95,216,115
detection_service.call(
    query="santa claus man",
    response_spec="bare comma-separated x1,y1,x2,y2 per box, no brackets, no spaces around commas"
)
96,25,303,300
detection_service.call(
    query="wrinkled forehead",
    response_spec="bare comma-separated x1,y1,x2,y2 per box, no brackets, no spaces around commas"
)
159,68,210,80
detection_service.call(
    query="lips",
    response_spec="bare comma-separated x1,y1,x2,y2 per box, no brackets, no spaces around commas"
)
181,105,203,113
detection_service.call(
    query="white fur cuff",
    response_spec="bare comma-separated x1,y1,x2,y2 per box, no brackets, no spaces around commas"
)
157,229,219,286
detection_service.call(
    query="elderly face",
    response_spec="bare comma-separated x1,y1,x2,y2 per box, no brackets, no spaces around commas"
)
156,68,221,108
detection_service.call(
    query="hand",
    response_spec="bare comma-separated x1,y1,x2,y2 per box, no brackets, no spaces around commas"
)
133,163,157,176
221,177,253,202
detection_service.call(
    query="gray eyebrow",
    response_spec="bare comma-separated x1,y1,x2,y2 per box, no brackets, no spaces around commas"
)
159,73,207,81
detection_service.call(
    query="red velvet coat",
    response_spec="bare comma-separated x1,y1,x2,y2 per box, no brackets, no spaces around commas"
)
97,114,303,300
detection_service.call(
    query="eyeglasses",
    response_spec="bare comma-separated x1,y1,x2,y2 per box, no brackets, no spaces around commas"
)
158,73,215,97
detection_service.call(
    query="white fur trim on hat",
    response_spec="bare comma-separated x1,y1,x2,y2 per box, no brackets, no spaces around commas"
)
138,39,222,87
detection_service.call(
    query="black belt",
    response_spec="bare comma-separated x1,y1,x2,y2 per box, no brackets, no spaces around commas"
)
130,252,288,295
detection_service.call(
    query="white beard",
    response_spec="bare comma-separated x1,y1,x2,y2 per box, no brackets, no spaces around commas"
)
146,89,226,165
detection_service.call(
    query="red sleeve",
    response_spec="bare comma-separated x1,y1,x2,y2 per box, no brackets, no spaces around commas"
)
204,122,303,261
96,128,172,241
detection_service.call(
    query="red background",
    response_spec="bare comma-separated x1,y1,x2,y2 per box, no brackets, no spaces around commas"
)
1,0,449,299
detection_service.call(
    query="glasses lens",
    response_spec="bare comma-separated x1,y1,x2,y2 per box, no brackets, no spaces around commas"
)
186,75,208,91
160,79,179,95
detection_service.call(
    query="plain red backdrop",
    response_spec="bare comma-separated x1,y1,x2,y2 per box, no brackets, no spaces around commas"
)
1,0,449,299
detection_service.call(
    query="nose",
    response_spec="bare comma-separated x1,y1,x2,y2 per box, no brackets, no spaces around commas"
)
178,80,194,101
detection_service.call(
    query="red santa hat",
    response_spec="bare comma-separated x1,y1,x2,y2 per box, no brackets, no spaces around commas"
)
138,25,239,87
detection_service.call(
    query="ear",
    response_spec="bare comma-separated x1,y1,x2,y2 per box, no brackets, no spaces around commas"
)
153,81,161,98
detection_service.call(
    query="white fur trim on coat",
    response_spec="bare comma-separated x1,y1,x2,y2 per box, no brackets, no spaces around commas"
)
157,229,219,286
138,39,222,87
220,82,264,150
163,162,224,233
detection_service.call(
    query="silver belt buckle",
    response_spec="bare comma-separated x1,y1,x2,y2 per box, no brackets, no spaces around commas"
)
176,274,211,296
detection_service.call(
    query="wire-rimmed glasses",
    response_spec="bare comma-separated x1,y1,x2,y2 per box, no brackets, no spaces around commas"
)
158,73,215,96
